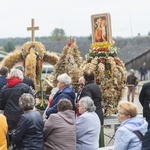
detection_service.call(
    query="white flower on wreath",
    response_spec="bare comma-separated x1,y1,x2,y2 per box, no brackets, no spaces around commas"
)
109,46,120,55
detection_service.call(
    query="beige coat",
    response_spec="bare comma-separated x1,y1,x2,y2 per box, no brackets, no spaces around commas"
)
44,110,76,150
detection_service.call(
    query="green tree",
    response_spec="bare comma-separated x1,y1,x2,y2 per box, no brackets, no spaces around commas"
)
51,28,66,41
3,41,15,53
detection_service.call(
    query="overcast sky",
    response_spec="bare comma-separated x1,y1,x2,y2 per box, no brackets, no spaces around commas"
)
0,0,150,38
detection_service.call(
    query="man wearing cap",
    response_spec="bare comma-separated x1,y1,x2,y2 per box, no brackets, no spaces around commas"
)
126,69,139,102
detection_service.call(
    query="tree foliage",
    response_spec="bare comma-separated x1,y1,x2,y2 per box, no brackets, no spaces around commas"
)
3,41,15,53
51,28,67,41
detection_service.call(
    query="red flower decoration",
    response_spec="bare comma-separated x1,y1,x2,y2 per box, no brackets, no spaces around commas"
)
67,42,72,47
105,48,109,51
114,58,119,63
100,58,105,63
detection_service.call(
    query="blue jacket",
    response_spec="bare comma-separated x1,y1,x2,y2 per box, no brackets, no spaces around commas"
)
76,111,100,150
12,110,44,150
0,76,7,90
114,117,148,150
46,85,75,117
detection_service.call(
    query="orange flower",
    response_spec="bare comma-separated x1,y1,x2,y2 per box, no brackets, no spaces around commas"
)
100,58,105,63
114,58,119,63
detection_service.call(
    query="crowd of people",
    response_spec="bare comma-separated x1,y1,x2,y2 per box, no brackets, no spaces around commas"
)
0,68,102,150
0,65,150,150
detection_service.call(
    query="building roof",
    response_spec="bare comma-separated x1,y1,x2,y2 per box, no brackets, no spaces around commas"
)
0,51,8,60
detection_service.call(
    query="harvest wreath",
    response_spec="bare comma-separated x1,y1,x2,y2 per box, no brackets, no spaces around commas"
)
83,42,126,115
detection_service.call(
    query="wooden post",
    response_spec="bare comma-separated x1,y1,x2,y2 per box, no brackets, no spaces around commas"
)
27,19,39,42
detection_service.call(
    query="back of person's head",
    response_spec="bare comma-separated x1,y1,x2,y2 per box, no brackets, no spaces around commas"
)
83,71,94,82
19,93,35,111
15,65,25,73
0,67,8,77
80,96,96,112
57,99,73,111
57,73,71,85
8,68,24,80
118,101,137,118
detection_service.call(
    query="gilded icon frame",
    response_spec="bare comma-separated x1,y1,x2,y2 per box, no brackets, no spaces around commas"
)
91,13,112,43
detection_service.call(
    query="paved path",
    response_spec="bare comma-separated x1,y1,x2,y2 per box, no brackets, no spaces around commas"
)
121,86,143,114
122,80,150,114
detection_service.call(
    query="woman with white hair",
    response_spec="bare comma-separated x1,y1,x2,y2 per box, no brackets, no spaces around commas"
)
46,73,75,117
0,68,33,131
76,96,100,150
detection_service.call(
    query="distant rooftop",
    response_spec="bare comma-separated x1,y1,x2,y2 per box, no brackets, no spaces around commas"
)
0,50,8,60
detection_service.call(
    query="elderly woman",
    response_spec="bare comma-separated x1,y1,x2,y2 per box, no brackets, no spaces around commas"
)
0,68,33,131
44,99,76,150
114,101,148,150
46,73,75,117
76,96,100,150
12,93,44,150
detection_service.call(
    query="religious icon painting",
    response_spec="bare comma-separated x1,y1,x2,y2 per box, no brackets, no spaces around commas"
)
91,13,112,43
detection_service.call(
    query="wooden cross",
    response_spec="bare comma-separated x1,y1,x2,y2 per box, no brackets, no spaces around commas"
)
27,19,39,42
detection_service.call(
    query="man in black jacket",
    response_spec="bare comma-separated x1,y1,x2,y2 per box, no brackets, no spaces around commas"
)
139,82,150,129
79,71,103,125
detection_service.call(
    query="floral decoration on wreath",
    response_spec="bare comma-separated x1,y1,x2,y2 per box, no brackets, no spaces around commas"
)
94,70,99,76
83,41,126,115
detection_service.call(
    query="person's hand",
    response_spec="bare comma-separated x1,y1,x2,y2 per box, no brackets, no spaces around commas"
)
102,108,105,114
47,102,50,108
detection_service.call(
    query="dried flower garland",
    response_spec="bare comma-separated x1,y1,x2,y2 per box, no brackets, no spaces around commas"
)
83,42,126,115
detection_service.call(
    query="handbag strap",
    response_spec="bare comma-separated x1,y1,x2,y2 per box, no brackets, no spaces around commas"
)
133,130,144,141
